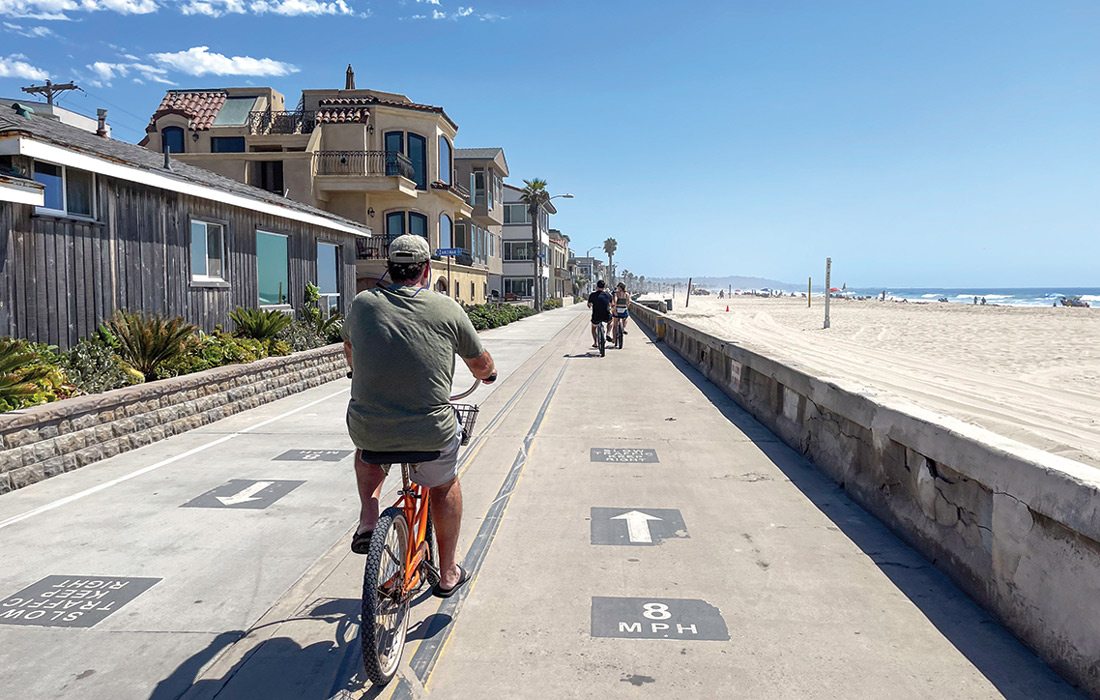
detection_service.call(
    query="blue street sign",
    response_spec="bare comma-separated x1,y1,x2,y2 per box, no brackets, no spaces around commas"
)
435,248,464,257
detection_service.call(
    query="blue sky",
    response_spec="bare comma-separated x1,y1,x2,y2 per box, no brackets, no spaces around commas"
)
1,0,1097,287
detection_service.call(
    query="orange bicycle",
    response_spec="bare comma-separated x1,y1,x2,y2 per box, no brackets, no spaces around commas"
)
359,378,481,686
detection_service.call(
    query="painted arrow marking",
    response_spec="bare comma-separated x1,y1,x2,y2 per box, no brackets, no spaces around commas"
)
216,481,274,506
611,510,662,544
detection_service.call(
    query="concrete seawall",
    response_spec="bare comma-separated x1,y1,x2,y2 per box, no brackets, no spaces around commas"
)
631,302,1100,695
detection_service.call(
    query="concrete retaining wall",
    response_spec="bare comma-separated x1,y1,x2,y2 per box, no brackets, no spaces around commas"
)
0,345,346,494
632,303,1100,696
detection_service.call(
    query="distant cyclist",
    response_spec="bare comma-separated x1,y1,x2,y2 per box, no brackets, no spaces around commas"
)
587,280,612,349
343,234,497,598
611,282,630,341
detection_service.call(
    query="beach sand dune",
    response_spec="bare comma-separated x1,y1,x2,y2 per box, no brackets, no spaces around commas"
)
668,296,1100,467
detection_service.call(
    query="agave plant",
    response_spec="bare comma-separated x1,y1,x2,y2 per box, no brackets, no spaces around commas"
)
0,337,54,410
230,307,293,341
102,311,197,381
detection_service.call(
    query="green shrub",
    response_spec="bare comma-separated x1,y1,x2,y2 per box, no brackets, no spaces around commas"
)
60,337,139,394
275,320,328,352
102,311,197,381
302,281,344,343
164,331,270,376
465,303,536,331
0,338,58,411
543,297,563,310
230,307,293,341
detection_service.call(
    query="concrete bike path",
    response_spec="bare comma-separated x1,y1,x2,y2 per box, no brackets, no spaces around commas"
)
383,323,1077,698
0,303,587,700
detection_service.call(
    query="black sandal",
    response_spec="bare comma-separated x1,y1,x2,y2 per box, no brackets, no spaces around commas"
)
350,528,373,555
432,565,470,599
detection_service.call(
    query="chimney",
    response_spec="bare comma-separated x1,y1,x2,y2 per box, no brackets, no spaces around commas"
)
345,64,355,90
96,108,108,138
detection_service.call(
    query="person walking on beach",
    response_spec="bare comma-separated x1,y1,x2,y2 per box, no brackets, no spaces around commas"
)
588,280,613,349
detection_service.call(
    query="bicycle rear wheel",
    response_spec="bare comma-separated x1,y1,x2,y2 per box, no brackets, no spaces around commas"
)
362,506,410,686
598,322,606,357
616,321,624,349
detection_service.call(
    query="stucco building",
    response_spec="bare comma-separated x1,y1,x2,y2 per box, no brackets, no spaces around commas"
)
454,147,507,300
501,183,555,301
139,67,492,303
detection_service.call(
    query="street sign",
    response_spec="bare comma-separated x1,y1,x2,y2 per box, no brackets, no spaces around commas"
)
590,448,660,464
0,576,161,628
435,248,464,257
590,507,688,546
591,597,729,641
273,449,352,462
181,479,304,509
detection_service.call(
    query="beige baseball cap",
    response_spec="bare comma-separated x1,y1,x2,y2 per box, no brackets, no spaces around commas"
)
387,234,431,263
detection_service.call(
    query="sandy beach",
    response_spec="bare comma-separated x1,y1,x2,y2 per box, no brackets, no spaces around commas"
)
667,295,1100,468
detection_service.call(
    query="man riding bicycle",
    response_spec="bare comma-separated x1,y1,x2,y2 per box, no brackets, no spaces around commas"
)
587,280,613,349
343,234,497,598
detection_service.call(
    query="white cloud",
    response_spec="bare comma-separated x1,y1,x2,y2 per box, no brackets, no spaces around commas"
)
0,0,156,20
4,20,56,36
86,58,172,86
151,46,298,77
250,0,351,16
415,0,440,4
179,0,243,16
454,5,472,17
0,52,49,79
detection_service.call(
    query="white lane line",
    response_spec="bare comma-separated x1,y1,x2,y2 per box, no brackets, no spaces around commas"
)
0,387,350,531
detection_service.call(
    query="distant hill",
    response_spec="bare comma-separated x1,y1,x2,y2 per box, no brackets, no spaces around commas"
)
649,275,800,291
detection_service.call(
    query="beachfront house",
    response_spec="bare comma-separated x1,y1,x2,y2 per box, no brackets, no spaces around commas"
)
501,183,556,302
454,148,507,301
549,230,572,301
138,66,493,303
0,100,370,349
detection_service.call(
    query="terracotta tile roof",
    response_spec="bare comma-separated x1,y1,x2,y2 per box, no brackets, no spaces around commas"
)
147,91,228,131
317,94,456,130
314,107,369,124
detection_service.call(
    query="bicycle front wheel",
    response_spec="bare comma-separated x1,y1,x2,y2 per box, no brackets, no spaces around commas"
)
362,506,410,686
598,323,606,357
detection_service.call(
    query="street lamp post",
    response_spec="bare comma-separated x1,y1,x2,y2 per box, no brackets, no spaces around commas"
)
531,192,574,310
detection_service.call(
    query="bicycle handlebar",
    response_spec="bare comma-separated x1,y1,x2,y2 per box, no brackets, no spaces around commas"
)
346,371,495,401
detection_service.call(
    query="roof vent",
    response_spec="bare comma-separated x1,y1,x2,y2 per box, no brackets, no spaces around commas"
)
96,109,108,138
9,102,34,119
345,64,355,90
163,142,172,171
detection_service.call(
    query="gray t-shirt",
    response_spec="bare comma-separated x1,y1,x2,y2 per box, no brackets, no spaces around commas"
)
344,285,484,452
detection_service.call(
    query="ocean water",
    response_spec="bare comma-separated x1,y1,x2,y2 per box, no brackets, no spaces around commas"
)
845,287,1100,308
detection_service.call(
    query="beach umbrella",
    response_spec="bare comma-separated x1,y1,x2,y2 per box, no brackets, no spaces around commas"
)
829,287,840,292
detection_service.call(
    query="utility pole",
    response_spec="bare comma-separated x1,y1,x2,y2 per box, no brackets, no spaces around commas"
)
21,80,81,105
685,277,693,308
808,276,812,307
824,258,832,329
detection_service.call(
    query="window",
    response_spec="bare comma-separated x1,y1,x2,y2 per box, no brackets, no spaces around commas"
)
470,281,475,299
504,203,529,224
33,161,95,218
504,278,534,297
408,133,426,189
386,211,405,238
504,241,534,261
190,220,225,281
454,223,468,251
440,213,453,248
438,136,452,185
162,126,185,153
317,242,340,312
252,161,284,194
256,231,289,305
473,170,486,206
211,137,246,153
387,211,429,240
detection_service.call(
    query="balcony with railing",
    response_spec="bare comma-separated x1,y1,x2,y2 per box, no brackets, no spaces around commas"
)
315,151,414,180
248,111,317,135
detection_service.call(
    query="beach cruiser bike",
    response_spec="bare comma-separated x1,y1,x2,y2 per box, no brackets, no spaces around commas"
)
359,378,482,686
595,319,607,357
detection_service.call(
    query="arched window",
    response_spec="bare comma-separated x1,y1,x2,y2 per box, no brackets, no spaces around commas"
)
162,126,185,154
436,278,448,294
438,136,451,185
408,133,427,189
439,213,453,248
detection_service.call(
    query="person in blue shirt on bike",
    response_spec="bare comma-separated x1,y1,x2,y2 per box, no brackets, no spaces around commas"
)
587,280,613,349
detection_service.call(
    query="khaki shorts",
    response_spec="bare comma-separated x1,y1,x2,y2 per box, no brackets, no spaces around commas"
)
359,429,462,488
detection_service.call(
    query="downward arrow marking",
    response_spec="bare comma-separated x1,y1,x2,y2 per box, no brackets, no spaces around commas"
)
216,481,274,506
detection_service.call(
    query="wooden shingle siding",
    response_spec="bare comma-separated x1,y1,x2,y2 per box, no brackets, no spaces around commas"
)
1,175,359,347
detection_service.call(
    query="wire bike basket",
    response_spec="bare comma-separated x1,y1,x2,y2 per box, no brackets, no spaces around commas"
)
453,404,480,446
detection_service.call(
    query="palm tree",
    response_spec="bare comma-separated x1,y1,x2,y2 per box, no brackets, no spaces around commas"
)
603,237,617,284
639,275,646,292
520,179,550,309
